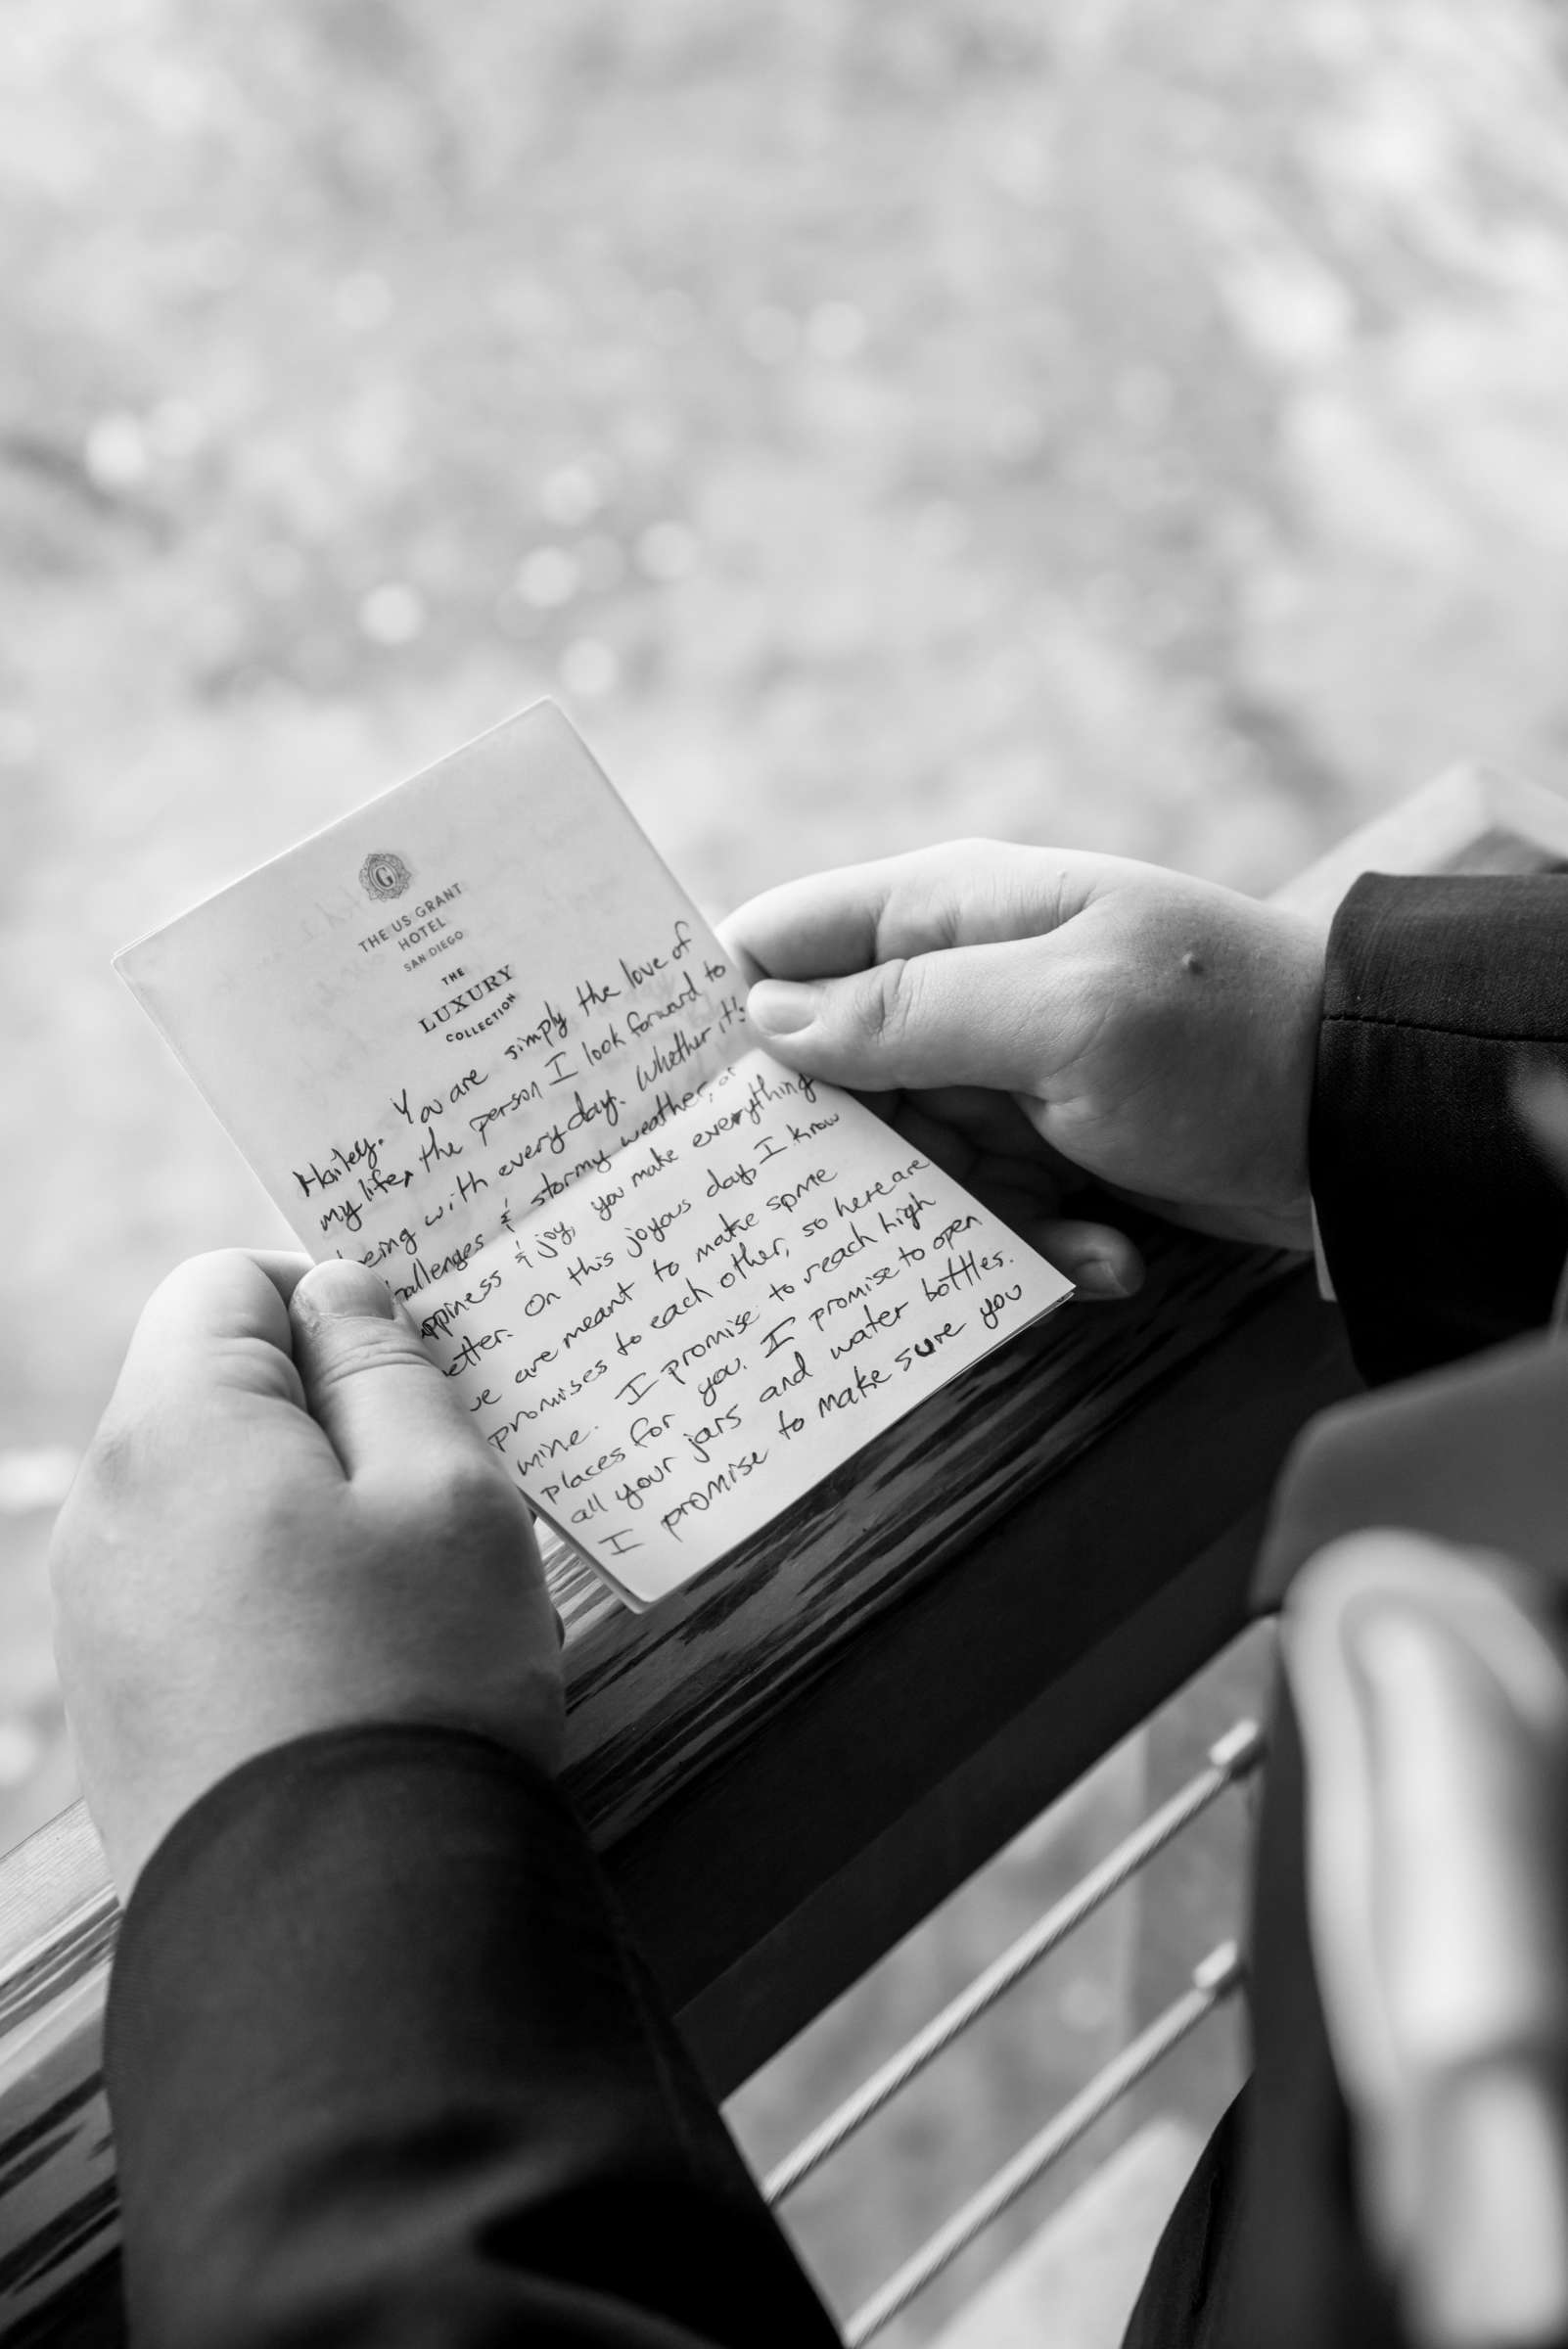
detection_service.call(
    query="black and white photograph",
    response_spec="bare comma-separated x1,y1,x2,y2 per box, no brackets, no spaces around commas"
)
4,6,1568,2345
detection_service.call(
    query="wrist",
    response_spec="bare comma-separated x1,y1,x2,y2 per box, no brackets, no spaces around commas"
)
1270,905,1330,1252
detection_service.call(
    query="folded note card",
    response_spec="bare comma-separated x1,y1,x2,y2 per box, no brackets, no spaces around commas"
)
117,704,1072,1605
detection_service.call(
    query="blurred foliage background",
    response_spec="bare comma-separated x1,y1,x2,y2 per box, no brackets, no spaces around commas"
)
5,0,1568,2332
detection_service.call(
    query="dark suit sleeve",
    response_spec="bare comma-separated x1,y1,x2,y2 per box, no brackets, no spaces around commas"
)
1311,870,1568,1384
106,1725,842,2349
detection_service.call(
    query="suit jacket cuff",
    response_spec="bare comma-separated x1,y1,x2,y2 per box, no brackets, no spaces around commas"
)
107,1724,837,2349
1310,871,1568,1384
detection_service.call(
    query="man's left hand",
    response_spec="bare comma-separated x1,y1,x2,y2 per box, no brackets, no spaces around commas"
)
51,1250,562,1898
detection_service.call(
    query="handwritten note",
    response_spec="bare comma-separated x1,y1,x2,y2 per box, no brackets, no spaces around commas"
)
118,703,1071,1604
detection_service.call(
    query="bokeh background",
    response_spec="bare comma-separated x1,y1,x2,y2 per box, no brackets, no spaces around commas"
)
6,0,1568,2335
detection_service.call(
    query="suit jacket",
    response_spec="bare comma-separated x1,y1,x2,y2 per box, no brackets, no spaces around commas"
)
109,1732,843,2347
106,871,1568,2348
1122,870,1568,2349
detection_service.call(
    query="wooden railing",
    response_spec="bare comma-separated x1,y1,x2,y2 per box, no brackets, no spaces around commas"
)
3,765,1567,2341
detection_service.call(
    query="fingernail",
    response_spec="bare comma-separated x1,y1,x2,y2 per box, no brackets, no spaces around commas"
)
1411,2064,1568,2346
292,1260,396,1330
1074,1257,1130,1299
748,980,819,1037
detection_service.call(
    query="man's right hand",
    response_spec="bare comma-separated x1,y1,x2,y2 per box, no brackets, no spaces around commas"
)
723,842,1327,1295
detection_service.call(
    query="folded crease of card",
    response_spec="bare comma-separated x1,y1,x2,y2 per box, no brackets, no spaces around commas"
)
116,704,1072,1607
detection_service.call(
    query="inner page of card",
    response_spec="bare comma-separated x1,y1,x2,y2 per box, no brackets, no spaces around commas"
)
118,702,1072,1605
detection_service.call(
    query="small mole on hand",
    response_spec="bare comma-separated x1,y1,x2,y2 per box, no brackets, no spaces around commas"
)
1181,949,1206,978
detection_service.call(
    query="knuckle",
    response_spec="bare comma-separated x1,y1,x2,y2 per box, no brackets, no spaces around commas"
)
48,1414,144,1604
77,1406,144,1505
858,956,917,1050
153,1247,252,1310
455,1448,523,1517
185,1244,257,1279
430,1453,533,1551
308,1328,434,1393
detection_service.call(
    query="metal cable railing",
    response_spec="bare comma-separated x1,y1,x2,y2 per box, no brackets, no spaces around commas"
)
842,1942,1245,2346
763,1719,1263,2207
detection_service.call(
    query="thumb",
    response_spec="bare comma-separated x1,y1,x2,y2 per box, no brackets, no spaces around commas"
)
290,1260,480,1484
746,937,1065,1097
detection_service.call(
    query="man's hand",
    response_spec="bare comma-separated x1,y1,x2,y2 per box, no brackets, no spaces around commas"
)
51,1251,562,1898
723,843,1327,1294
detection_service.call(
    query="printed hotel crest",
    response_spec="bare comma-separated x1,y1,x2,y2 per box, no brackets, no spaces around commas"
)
359,850,412,902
